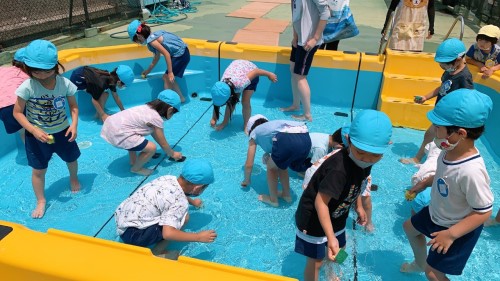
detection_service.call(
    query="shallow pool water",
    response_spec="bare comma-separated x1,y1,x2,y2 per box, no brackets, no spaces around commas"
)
0,96,498,281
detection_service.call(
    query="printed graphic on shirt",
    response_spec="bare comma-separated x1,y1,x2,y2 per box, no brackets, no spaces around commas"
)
26,94,68,132
438,80,452,96
332,184,361,218
437,177,449,197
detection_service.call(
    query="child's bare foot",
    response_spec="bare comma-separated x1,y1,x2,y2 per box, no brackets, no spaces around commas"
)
280,105,299,112
258,195,279,207
399,157,420,164
400,261,424,273
70,178,81,193
131,168,153,176
364,223,375,233
31,201,46,219
292,114,312,122
277,190,292,203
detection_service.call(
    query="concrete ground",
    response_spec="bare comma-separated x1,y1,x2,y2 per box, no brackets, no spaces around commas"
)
52,0,478,54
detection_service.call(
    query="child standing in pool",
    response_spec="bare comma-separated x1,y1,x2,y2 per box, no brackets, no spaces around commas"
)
69,65,134,121
242,114,312,207
101,90,183,176
401,89,493,279
13,40,81,219
400,38,474,165
210,60,277,132
115,159,217,257
0,48,29,142
128,20,190,103
295,110,392,281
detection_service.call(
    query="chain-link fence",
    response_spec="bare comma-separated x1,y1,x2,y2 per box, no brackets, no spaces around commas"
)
0,0,141,49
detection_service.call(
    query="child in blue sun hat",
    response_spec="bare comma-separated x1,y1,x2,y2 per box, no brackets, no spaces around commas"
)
401,88,493,279
209,60,277,132
0,47,29,141
69,64,134,121
401,38,474,165
101,89,183,176
13,40,81,219
128,20,190,103
295,109,392,281
115,158,217,257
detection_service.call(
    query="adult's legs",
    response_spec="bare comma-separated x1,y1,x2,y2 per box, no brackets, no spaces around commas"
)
130,142,157,176
400,125,435,164
31,168,48,218
291,73,312,121
280,62,301,112
163,76,185,103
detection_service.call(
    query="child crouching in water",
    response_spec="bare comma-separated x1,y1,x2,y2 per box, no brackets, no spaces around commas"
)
401,89,493,280
13,40,81,219
210,60,277,132
295,110,392,281
101,90,183,176
242,114,312,207
115,159,217,257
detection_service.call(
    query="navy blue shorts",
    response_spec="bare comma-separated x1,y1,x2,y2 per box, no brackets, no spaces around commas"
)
290,45,319,76
244,76,260,92
167,48,191,78
25,128,81,170
127,139,149,152
271,132,312,172
295,230,347,260
69,67,87,91
411,206,483,275
0,105,23,134
121,224,164,247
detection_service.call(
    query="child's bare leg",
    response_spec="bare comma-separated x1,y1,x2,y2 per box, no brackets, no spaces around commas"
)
362,195,374,232
31,168,47,218
277,168,291,203
242,90,254,132
304,257,323,281
425,265,450,281
401,219,426,272
152,239,170,255
292,74,312,121
164,77,185,103
130,142,156,176
129,151,137,166
66,160,80,192
280,63,300,112
259,158,279,207
400,125,435,164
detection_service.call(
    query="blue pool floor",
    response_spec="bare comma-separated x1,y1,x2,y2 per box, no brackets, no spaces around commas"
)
0,97,499,281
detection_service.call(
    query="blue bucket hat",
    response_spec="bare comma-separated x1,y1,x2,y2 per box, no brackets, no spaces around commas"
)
127,20,141,41
181,159,215,185
13,47,26,62
211,81,231,106
116,65,134,86
427,89,492,128
434,38,466,63
349,110,392,154
24,40,58,69
158,89,181,112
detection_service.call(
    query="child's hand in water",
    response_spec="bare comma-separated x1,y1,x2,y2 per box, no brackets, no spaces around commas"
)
210,118,217,128
190,198,203,208
170,151,183,161
197,230,217,243
241,179,250,187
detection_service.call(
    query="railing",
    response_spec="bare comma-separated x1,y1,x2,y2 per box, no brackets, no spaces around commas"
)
443,16,465,41
377,11,395,56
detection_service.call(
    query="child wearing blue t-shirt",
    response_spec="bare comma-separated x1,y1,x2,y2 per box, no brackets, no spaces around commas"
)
401,89,493,279
13,40,81,219
465,25,500,79
128,20,190,103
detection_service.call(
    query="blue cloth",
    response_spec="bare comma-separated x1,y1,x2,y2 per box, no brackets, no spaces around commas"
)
294,231,346,260
181,159,214,185
158,89,181,111
411,188,431,213
411,206,483,275
271,132,312,172
147,31,187,57
24,40,58,69
25,128,81,170
427,89,493,128
121,224,164,247
127,139,149,152
211,81,231,106
116,65,135,86
0,105,23,134
69,67,86,90
250,120,306,153
127,20,141,41
349,110,392,154
164,48,190,78
13,47,26,62
435,38,466,63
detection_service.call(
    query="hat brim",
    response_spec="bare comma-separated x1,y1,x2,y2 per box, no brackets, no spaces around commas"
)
426,110,453,126
24,60,55,70
350,138,387,154
434,57,454,63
